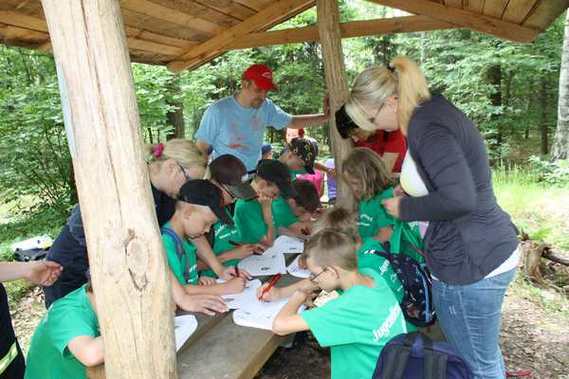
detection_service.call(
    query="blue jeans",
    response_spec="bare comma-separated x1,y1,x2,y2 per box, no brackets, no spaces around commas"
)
432,268,516,379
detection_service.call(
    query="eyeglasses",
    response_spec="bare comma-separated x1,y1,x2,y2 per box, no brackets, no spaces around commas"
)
308,267,328,283
221,184,237,200
368,103,385,125
177,162,190,181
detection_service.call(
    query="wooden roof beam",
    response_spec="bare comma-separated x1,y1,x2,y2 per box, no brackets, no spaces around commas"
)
227,15,457,50
167,0,315,72
365,0,540,42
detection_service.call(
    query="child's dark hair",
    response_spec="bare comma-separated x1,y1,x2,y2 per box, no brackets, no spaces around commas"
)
314,207,358,238
304,228,358,271
341,147,395,200
291,180,320,213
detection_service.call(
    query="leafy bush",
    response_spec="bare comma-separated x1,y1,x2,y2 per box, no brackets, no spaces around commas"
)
528,156,569,185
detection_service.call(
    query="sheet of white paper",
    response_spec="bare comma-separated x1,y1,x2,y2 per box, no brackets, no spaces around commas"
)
287,255,311,279
238,250,287,276
174,315,198,351
218,279,262,309
232,297,291,331
269,235,305,254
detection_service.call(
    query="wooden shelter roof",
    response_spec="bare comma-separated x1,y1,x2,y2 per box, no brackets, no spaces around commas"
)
1,0,568,72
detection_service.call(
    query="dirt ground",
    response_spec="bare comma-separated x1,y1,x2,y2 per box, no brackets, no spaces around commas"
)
10,275,569,379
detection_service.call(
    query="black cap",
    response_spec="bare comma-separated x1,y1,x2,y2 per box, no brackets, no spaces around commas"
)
288,137,317,174
209,155,257,200
256,159,296,198
178,179,233,225
335,105,358,139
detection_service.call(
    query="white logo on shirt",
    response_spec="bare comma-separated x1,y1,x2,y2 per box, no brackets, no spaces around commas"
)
372,305,402,342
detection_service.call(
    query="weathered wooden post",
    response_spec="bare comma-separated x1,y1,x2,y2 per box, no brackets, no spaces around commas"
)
40,1,177,378
316,0,354,207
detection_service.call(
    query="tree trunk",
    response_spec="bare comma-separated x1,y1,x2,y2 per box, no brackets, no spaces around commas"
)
552,12,569,161
487,64,503,148
166,75,185,140
316,0,354,208
540,79,549,155
41,1,177,378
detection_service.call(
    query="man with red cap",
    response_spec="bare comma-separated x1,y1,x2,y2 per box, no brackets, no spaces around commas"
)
195,64,329,172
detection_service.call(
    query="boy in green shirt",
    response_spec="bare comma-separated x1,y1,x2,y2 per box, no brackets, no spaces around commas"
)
234,159,296,245
25,281,102,379
162,179,246,295
273,180,321,238
271,229,407,379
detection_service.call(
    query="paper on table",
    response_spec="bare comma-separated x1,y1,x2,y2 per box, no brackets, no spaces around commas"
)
268,235,304,254
219,279,262,309
233,296,304,331
237,250,286,276
174,315,198,351
287,255,311,279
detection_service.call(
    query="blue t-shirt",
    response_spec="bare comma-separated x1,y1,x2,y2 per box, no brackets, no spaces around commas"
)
196,96,292,171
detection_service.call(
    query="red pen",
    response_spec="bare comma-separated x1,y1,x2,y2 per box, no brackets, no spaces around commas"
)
258,273,282,300
235,266,240,278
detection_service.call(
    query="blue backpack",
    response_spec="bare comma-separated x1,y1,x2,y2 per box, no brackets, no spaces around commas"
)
375,242,435,327
373,332,472,379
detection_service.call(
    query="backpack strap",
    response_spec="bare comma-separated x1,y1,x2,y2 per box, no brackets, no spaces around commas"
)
162,227,191,284
422,334,448,379
380,333,418,379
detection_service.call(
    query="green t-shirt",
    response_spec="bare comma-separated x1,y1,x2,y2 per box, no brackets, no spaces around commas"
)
390,221,425,264
357,238,404,303
272,196,298,230
162,222,198,286
289,167,306,180
25,285,99,379
358,187,396,239
301,268,407,379
234,199,272,244
200,220,240,278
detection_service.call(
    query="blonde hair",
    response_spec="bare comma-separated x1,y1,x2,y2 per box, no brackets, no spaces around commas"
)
305,228,358,271
144,139,207,171
314,207,358,238
341,148,395,200
345,56,430,134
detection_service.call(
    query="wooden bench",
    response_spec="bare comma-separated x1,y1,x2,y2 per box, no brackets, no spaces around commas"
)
88,262,301,379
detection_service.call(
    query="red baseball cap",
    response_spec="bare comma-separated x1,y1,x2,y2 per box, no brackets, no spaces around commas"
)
242,64,277,91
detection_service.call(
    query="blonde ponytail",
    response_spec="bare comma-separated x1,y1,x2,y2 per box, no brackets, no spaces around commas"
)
144,139,207,171
345,56,430,133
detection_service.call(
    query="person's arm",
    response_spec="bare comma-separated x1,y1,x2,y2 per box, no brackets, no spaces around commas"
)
260,197,276,245
0,261,62,285
195,140,210,157
258,278,315,302
398,124,476,222
272,290,310,336
183,277,245,296
67,336,105,367
169,272,228,315
215,244,264,263
195,105,219,156
288,114,329,130
314,161,335,177
192,236,226,278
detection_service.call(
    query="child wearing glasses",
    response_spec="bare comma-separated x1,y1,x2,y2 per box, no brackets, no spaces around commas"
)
271,229,407,379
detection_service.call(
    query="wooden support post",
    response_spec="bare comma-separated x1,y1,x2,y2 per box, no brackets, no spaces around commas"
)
317,0,353,207
40,1,176,378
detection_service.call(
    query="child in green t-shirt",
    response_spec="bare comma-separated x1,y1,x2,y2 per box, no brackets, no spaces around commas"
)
273,180,321,238
269,229,407,379
341,147,397,241
25,281,102,379
234,159,296,246
161,179,246,295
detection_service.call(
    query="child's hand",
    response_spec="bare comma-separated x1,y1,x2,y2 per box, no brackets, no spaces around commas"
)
259,195,273,208
25,261,63,286
257,283,282,302
221,266,252,280
393,185,406,197
178,294,228,316
291,289,310,304
199,276,217,286
382,196,402,218
376,226,393,243
223,277,246,294
233,244,265,259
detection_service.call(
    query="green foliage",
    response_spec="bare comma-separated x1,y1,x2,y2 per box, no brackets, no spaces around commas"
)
528,156,569,185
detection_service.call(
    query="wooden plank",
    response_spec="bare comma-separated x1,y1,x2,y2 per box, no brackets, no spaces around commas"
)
483,0,509,19
167,0,314,72
120,0,225,35
146,0,243,26
365,0,539,42
463,0,484,13
317,0,354,207
125,27,196,49
40,1,177,378
502,0,539,24
227,15,457,50
232,0,273,12
523,0,569,30
0,23,48,45
444,0,463,8
195,0,257,21
0,10,48,32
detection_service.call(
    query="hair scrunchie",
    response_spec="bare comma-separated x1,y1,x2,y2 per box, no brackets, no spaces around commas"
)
152,143,164,158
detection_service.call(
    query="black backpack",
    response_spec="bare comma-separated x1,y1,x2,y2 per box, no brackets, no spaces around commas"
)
375,242,435,327
14,248,48,262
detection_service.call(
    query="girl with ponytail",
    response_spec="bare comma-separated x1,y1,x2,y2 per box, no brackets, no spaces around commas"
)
342,57,518,379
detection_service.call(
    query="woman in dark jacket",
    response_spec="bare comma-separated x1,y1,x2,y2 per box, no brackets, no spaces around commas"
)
340,57,519,379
